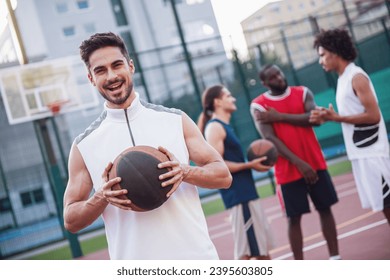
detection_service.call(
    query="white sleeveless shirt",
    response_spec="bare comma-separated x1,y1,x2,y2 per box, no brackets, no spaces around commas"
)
336,63,389,160
75,92,219,259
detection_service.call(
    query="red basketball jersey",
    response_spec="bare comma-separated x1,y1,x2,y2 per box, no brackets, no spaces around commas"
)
251,86,327,184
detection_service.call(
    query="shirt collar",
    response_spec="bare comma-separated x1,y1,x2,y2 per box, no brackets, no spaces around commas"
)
104,92,142,122
264,87,291,100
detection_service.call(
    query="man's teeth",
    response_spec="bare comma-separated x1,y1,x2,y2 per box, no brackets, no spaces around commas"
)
109,84,121,90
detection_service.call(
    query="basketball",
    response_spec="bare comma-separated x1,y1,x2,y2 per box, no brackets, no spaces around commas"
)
108,146,173,212
247,139,278,166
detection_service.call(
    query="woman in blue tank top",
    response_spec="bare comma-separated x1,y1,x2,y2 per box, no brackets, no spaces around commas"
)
198,85,275,260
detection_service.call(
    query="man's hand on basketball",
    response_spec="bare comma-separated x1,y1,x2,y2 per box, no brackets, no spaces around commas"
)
248,156,272,172
100,162,133,210
157,146,188,197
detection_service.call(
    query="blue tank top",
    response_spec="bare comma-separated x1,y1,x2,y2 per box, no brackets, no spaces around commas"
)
207,119,259,208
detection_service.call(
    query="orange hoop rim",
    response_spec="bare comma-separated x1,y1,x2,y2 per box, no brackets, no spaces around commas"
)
46,99,70,115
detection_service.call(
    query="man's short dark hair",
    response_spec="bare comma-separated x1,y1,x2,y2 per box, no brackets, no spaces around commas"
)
79,32,130,70
259,64,275,82
313,28,357,62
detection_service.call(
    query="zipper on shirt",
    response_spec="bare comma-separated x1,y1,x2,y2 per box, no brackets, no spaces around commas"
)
124,109,136,146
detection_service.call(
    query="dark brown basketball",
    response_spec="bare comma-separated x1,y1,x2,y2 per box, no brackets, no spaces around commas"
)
247,139,278,166
108,146,173,212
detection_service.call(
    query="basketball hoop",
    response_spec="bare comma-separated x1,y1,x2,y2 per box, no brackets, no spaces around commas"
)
47,100,70,116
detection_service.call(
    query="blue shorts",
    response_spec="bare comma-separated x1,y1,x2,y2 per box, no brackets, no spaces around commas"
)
281,170,338,217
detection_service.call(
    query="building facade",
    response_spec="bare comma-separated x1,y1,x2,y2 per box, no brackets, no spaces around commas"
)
241,0,388,68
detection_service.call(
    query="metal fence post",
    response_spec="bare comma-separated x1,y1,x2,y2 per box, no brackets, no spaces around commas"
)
280,29,300,85
256,44,265,66
0,156,18,228
341,0,365,68
121,31,152,103
215,65,225,85
232,49,252,106
169,0,202,107
33,119,83,259
381,17,390,45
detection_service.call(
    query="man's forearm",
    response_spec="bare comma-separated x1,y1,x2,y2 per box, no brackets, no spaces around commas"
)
277,112,312,126
183,162,232,190
64,192,108,233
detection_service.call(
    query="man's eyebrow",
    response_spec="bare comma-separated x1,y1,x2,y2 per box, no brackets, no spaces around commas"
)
112,59,125,65
91,59,125,72
92,65,105,73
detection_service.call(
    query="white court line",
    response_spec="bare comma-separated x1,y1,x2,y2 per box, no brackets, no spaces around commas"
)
273,219,387,260
335,180,355,190
337,188,357,198
208,221,231,233
211,229,233,239
209,182,358,239
265,205,282,214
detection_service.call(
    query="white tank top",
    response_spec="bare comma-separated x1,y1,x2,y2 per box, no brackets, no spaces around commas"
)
76,92,219,259
336,63,389,160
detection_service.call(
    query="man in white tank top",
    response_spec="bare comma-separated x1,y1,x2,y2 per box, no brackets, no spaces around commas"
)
311,28,390,225
63,32,232,259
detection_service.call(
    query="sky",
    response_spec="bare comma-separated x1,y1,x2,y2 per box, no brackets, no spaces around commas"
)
0,2,8,32
210,0,277,58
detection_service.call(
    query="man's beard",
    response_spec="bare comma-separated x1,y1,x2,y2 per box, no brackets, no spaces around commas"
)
100,80,133,105
269,79,288,93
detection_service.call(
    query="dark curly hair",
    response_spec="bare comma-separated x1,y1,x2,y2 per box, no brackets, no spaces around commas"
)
313,28,357,62
79,32,130,71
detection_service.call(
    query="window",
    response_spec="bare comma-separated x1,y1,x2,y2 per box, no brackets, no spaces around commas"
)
32,189,45,203
76,0,89,9
20,188,46,208
62,26,76,37
0,197,12,212
20,192,32,207
55,2,68,14
269,3,280,13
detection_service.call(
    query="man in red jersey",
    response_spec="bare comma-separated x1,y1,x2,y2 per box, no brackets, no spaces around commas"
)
250,64,340,260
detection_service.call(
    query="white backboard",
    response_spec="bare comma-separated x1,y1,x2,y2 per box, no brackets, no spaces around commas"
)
0,55,99,124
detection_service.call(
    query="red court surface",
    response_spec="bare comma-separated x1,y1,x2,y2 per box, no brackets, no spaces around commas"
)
79,172,390,260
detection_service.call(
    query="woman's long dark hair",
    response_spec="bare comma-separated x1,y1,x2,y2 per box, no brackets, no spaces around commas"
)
197,85,224,135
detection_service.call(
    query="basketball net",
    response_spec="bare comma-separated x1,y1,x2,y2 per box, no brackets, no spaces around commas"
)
47,100,70,116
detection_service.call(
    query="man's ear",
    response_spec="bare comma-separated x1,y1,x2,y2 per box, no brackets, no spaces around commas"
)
87,73,96,86
129,59,135,74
